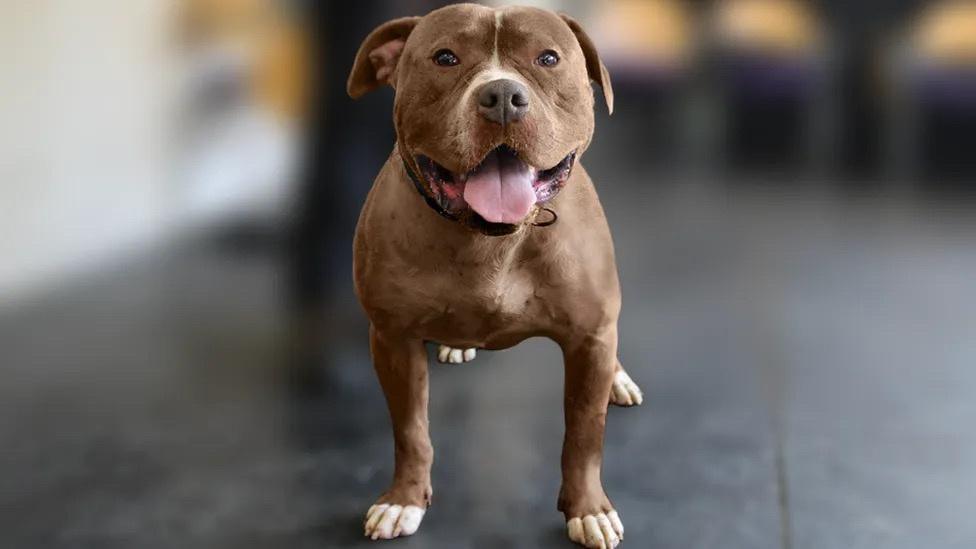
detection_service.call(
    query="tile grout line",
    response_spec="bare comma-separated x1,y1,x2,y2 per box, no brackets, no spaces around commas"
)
756,314,794,549
745,251,794,549
756,335,794,549
774,431,794,549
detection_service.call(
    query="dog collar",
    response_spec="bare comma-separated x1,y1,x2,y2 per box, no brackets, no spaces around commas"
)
401,157,460,222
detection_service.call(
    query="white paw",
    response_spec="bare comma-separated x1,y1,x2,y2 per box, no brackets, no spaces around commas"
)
436,344,477,364
567,510,624,548
609,370,643,407
363,503,425,540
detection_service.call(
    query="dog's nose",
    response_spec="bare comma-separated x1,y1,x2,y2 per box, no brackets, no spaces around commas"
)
477,79,529,125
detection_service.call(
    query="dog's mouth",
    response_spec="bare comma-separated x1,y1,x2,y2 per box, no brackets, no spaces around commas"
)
414,146,575,231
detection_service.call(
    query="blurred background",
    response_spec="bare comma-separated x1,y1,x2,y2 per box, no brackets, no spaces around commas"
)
2,1,976,547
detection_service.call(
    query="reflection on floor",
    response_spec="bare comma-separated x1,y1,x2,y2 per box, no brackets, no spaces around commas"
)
2,172,976,549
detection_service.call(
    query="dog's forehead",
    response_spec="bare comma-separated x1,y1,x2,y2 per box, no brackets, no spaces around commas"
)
410,4,574,50
495,6,577,44
417,3,493,36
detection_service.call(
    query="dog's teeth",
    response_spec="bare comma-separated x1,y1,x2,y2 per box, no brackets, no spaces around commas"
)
463,348,476,362
448,349,463,363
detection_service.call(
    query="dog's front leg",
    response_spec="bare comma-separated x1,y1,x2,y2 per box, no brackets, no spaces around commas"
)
557,329,626,548
362,325,432,540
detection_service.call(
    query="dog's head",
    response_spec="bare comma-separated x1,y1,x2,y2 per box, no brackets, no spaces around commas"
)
348,4,613,236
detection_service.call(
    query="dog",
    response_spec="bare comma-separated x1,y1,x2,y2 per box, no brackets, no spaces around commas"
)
347,4,642,547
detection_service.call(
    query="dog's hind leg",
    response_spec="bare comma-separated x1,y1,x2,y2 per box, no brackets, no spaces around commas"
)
609,360,643,407
363,326,432,540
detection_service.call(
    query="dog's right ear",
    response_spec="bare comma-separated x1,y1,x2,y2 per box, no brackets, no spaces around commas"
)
347,17,421,99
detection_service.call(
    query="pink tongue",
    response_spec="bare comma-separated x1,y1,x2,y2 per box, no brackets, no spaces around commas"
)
463,151,536,224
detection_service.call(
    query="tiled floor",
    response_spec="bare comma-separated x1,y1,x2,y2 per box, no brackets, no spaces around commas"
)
2,167,976,548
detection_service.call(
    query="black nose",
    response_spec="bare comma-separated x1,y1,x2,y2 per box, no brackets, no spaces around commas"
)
477,79,529,125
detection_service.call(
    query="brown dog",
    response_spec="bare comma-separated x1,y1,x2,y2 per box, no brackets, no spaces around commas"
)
348,4,642,547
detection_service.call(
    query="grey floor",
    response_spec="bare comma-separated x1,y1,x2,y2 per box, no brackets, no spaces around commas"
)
3,168,976,548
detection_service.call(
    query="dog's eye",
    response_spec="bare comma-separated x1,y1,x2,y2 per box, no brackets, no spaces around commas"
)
433,49,460,67
536,50,559,67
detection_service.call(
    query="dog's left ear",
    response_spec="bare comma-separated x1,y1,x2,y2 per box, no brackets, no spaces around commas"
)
347,16,421,99
560,14,614,115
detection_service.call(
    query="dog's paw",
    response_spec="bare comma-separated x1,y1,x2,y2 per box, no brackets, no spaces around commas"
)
609,370,643,407
567,511,624,548
436,344,476,364
363,503,425,540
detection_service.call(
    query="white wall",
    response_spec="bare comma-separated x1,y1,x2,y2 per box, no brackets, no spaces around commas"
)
0,0,177,304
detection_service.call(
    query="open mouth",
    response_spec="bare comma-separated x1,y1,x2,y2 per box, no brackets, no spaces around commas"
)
415,145,575,228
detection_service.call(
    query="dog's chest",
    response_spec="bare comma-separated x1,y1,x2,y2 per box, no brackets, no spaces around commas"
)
364,259,544,346
426,263,533,313
444,268,533,316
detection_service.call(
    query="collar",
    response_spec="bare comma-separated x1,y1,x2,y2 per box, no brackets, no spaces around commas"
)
401,156,459,222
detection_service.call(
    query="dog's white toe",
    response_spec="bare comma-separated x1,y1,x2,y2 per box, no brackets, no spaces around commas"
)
609,370,643,407
449,348,463,363
364,503,425,540
436,344,476,364
437,345,451,363
567,510,624,548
